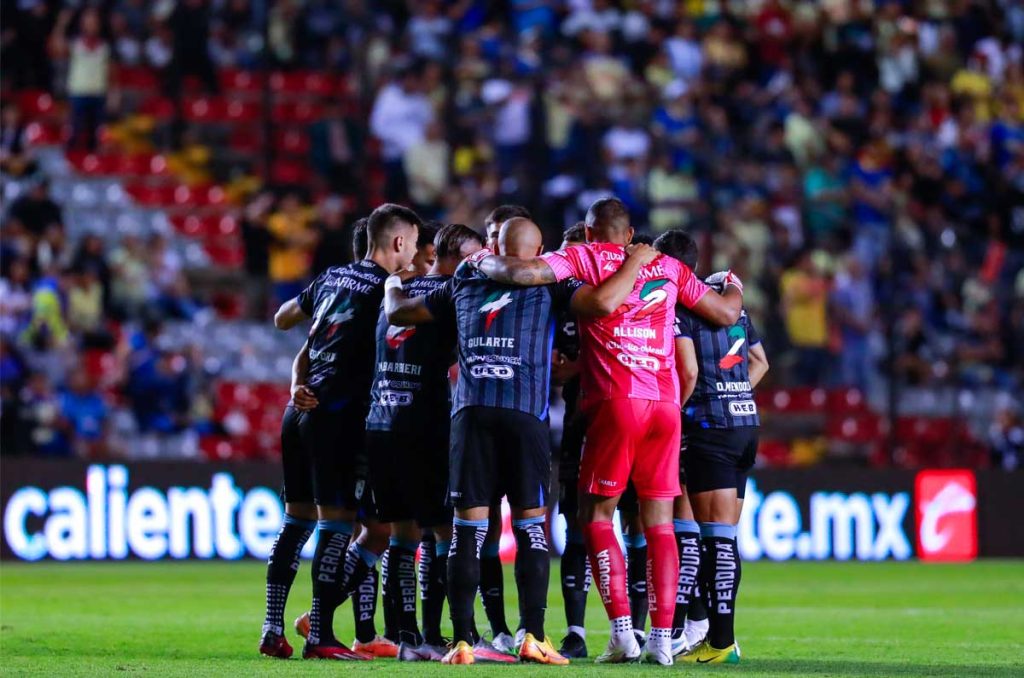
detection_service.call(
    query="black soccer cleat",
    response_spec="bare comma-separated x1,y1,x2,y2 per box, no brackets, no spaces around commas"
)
558,631,588,659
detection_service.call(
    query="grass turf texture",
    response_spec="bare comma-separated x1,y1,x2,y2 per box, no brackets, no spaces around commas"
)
2,560,1022,676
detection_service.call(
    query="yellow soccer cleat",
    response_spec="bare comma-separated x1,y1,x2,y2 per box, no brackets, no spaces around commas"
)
518,633,570,665
678,640,741,664
442,640,475,665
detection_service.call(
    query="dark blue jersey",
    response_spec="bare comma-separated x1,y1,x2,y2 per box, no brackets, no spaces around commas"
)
366,274,456,432
674,305,761,429
297,260,389,407
424,262,581,420
554,311,581,416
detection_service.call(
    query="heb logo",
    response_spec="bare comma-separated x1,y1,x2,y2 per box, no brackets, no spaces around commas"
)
915,470,977,562
616,353,660,371
470,364,514,380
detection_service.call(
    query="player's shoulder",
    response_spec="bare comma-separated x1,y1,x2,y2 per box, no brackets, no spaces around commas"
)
408,273,450,293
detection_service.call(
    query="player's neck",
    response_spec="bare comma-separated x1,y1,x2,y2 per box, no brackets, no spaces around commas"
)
366,249,402,274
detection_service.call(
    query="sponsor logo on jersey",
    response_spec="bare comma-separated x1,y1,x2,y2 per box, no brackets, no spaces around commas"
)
616,353,660,371
610,278,670,321
378,390,413,406
385,325,416,349
311,296,355,340
479,291,514,331
469,364,515,379
915,470,977,561
718,325,747,370
728,400,757,416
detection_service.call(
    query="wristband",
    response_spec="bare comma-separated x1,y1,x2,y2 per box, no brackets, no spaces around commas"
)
384,274,403,292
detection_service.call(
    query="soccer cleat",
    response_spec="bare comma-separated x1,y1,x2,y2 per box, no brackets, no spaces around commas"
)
293,612,310,639
441,640,475,665
683,617,709,650
634,630,647,651
398,641,447,662
595,633,642,664
641,635,673,666
259,630,293,659
670,628,691,657
492,631,517,655
472,637,519,663
518,633,569,665
353,635,399,658
558,631,588,659
302,640,372,660
678,640,741,664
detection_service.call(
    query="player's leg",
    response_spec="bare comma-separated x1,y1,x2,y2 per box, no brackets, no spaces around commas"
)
557,487,590,658
413,431,454,655
633,401,684,666
387,520,424,646
349,518,394,656
671,484,706,655
503,410,567,665
620,488,648,646
578,399,638,663
260,406,317,659
301,408,363,659
678,428,754,665
480,503,513,649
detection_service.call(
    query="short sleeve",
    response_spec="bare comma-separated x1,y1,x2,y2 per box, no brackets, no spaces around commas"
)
674,305,693,339
551,277,584,312
296,271,325,315
676,263,710,309
423,278,455,321
746,314,762,346
539,245,586,282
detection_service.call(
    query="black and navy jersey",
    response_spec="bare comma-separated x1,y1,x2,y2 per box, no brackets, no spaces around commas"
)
425,262,581,421
366,274,456,432
554,309,581,416
297,260,389,407
674,305,761,429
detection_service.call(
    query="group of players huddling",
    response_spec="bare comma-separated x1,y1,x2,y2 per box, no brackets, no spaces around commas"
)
258,196,768,666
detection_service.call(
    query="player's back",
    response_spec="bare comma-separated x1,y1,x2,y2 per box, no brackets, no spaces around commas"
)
299,260,389,406
367,273,456,432
541,242,709,408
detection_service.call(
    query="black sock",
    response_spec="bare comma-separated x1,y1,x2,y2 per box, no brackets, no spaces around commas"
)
387,537,423,645
353,565,379,643
700,523,740,648
308,519,354,645
688,580,708,622
625,536,649,634
480,543,511,637
448,518,488,644
380,548,398,642
673,519,701,630
421,534,448,646
561,528,590,631
339,541,378,603
512,517,549,639
263,515,315,636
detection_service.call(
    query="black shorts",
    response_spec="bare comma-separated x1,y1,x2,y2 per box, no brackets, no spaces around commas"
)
618,481,639,515
558,407,587,518
367,422,452,528
682,425,758,497
449,406,550,510
280,403,370,509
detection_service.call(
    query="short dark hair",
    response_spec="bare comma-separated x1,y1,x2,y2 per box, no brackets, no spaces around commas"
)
435,223,484,259
485,204,531,228
585,197,631,233
351,218,369,260
654,229,699,270
562,222,586,244
631,233,654,246
366,203,422,246
419,220,441,248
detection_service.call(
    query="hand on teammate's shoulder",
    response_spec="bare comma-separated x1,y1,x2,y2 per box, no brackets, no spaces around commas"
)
625,243,658,266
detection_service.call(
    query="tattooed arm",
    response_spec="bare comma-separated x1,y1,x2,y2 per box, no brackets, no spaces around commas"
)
475,256,558,286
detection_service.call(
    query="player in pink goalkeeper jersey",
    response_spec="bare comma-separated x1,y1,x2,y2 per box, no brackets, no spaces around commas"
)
471,197,743,665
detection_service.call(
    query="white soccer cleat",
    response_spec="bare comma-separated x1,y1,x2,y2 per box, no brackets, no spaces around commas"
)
491,632,517,655
595,632,641,664
642,634,674,666
683,618,709,651
670,628,691,657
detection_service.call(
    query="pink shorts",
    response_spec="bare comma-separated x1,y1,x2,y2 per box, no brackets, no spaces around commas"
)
578,398,682,501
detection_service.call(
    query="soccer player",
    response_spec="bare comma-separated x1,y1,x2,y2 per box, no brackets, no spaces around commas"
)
385,216,658,665
478,202,532,652
470,197,743,665
365,223,485,662
551,222,591,659
657,230,769,665
265,203,421,661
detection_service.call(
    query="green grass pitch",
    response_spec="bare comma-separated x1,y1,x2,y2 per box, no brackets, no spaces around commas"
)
2,559,1022,676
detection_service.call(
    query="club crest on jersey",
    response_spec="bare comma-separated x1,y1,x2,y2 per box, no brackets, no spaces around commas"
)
611,278,670,320
479,290,514,331
385,324,416,349
311,296,355,339
718,325,746,370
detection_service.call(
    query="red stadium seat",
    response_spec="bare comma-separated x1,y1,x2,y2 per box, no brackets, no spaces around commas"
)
139,97,176,120
223,100,261,123
204,242,244,268
825,413,885,444
274,129,311,155
25,122,64,145
125,182,177,206
220,68,265,94
228,127,262,153
183,97,227,122
270,160,312,185
18,90,56,116
115,66,160,90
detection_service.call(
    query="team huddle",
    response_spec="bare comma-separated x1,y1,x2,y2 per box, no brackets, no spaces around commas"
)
258,197,767,666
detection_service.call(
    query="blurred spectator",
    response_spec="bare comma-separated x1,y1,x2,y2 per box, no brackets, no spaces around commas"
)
404,121,450,218
7,176,63,238
309,99,362,195
167,0,219,96
50,8,110,151
311,196,350,275
266,192,317,304
989,403,1023,471
0,258,33,337
59,371,108,457
370,62,434,201
832,257,875,391
0,103,34,177
108,235,151,319
17,371,69,456
780,249,830,386
240,192,273,318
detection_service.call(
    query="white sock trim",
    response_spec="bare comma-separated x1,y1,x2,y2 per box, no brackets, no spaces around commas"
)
567,625,586,639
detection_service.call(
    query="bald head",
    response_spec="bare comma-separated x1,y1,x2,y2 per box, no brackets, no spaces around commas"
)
498,217,544,259
585,197,634,245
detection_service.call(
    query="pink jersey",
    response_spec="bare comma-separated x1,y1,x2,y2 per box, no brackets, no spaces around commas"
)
541,242,709,407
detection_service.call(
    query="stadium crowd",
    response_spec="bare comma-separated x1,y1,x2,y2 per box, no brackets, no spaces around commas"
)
0,0,1022,467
